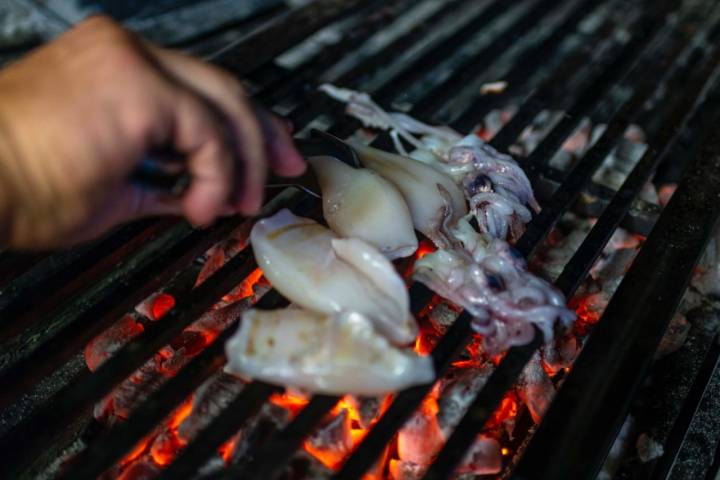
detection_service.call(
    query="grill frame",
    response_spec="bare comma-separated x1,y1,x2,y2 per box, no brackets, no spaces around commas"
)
1,0,720,479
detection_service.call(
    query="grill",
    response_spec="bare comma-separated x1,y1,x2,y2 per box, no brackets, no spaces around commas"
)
2,0,720,478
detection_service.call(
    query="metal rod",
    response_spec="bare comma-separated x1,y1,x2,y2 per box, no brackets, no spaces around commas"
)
511,100,720,480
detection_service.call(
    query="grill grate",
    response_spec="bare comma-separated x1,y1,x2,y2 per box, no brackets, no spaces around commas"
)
2,0,720,479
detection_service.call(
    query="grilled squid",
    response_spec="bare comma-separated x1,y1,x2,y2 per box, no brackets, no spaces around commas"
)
321,84,539,241
350,142,468,247
413,246,575,353
250,209,417,345
224,308,434,395
309,156,418,259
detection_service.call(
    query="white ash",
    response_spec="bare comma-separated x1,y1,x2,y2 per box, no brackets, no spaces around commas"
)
426,302,463,334
436,364,494,433
636,432,665,462
397,398,445,465
592,125,648,194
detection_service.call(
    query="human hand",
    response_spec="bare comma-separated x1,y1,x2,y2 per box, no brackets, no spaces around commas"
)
0,15,304,249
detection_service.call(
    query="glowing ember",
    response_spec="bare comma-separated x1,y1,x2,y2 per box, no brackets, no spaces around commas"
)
151,293,175,320
270,391,310,418
486,393,518,432
218,436,237,464
222,267,264,303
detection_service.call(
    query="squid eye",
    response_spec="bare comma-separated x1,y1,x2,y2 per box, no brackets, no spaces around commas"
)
486,273,504,291
467,174,493,194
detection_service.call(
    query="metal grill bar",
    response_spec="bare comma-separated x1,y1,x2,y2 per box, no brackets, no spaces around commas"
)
287,0,508,133
514,28,696,260
422,24,720,480
172,4,621,478
253,0,421,106
0,217,245,409
650,335,720,480
0,227,262,477
2,2,717,479
449,0,611,131
211,0,368,76
60,291,287,480
407,0,567,120
510,62,720,480
172,3,683,478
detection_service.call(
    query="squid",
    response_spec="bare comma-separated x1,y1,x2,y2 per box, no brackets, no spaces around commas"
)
321,84,539,241
413,246,575,353
349,142,468,248
309,155,418,260
225,308,434,395
250,209,417,345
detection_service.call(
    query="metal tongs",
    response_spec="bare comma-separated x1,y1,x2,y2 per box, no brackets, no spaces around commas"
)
130,129,359,198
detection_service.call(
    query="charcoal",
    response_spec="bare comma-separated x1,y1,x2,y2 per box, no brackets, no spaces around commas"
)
306,409,353,459
389,459,425,480
541,333,579,375
84,314,144,372
636,432,664,462
455,435,502,475
178,372,245,441
96,357,167,424
188,297,256,340
397,398,445,464
437,364,493,433
516,352,555,424
345,396,381,429
426,302,462,333
278,450,332,480
116,456,160,480
655,312,690,359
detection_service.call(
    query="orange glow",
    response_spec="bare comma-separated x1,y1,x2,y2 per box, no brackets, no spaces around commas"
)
151,293,175,320
501,447,510,455
150,432,183,466
414,328,436,356
120,436,151,466
270,391,309,418
571,295,604,335
218,437,237,464
415,241,437,260
223,268,264,303
486,393,518,431
169,398,194,431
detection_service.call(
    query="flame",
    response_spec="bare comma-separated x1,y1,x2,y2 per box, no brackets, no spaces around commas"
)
151,293,175,320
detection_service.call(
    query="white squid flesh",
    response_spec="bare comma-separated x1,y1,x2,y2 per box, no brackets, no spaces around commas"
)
250,209,417,345
309,155,418,259
349,141,468,248
225,308,434,395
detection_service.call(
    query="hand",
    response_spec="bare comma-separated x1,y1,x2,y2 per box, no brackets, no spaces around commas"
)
0,15,305,249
